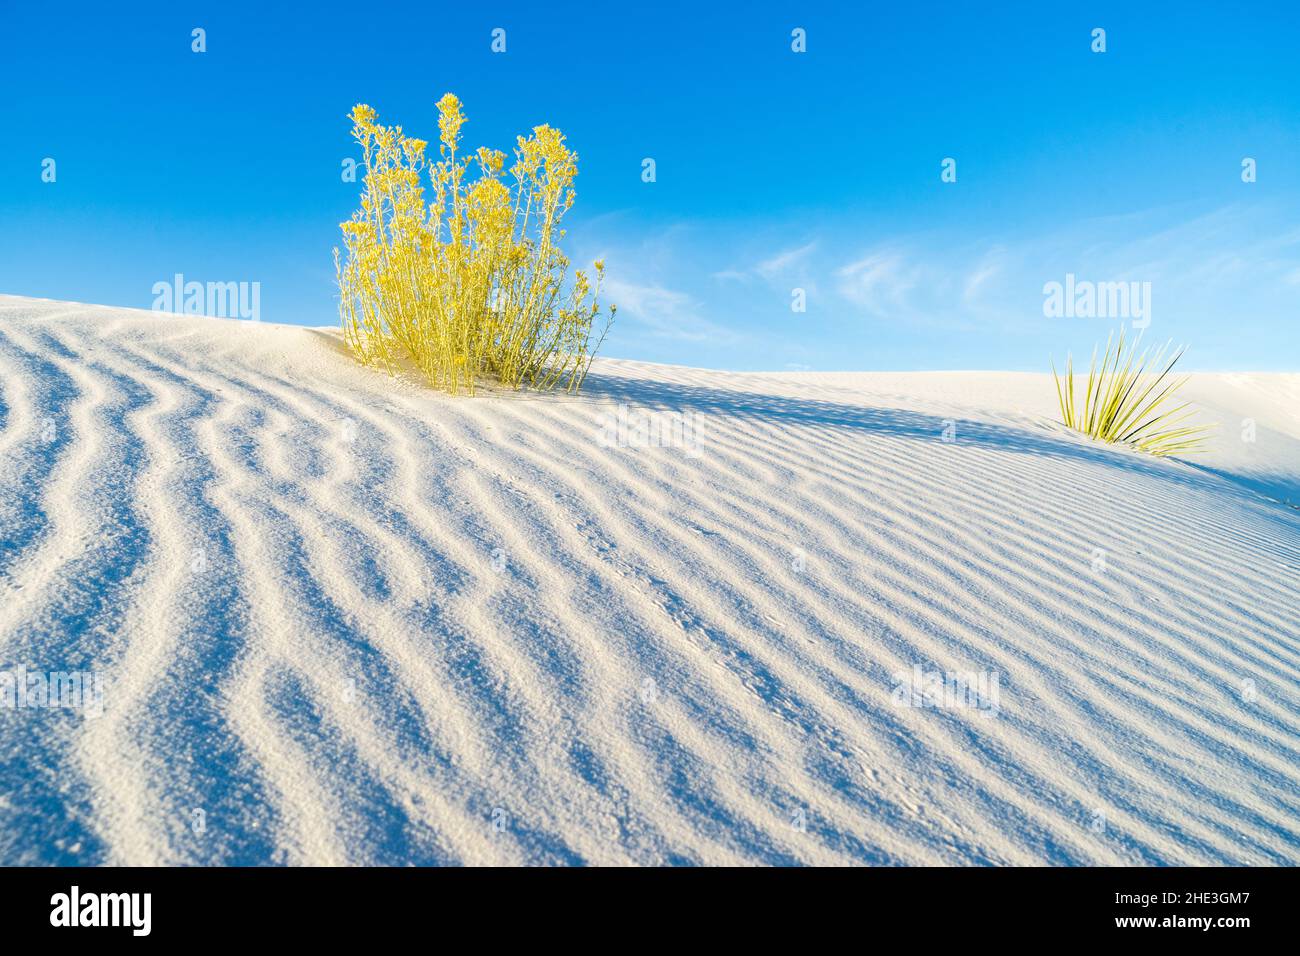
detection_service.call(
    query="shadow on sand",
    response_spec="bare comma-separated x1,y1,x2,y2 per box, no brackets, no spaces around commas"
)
583,372,1300,531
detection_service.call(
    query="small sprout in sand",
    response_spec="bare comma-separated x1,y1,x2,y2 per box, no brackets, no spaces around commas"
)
1052,330,1212,457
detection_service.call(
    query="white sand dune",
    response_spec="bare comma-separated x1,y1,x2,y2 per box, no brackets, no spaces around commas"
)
1,294,1297,866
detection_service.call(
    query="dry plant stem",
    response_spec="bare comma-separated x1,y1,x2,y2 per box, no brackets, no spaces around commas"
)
334,94,614,394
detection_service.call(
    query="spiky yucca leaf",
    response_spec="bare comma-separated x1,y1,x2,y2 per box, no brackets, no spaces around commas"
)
1051,330,1212,457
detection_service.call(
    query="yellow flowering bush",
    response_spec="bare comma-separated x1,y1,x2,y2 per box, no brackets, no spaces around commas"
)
335,94,614,394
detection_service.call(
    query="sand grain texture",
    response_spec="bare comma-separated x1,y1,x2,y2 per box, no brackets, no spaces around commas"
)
1,296,1297,865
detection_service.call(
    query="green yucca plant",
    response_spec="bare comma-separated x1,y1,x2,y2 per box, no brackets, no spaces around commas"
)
1051,330,1213,457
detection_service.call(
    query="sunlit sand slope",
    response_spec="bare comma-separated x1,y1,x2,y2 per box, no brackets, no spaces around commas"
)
1,295,1297,865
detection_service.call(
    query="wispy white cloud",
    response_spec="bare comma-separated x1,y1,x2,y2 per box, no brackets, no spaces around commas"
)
822,202,1300,338
575,199,1300,369
755,241,818,279
709,240,819,285
961,249,1005,305
834,250,926,317
603,277,743,344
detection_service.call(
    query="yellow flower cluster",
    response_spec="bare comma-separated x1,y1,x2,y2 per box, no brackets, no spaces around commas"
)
334,94,614,394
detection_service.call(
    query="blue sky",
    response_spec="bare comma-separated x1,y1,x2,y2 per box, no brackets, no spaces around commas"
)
2,1,1297,370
